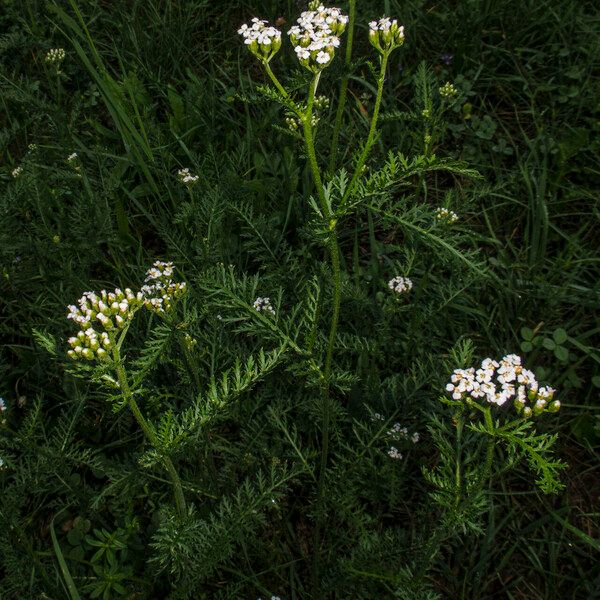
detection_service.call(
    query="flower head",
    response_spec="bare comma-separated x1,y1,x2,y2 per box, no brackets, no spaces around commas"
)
288,5,348,72
141,261,187,314
388,276,413,295
177,168,199,187
435,207,458,223
44,48,66,65
387,446,403,459
66,288,144,361
239,18,282,63
66,261,187,359
445,354,560,417
439,82,458,98
253,296,275,316
11,166,23,178
369,17,405,54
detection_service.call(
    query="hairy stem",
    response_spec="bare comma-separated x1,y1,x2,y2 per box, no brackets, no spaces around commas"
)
340,51,390,208
327,0,356,173
112,345,187,518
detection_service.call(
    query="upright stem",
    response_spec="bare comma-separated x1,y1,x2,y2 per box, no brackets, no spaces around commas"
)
112,345,187,518
263,61,302,117
479,407,496,492
327,0,356,173
340,51,390,208
302,72,344,597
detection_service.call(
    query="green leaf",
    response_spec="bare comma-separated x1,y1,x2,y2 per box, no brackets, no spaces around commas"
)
553,328,568,344
520,327,534,341
520,341,533,353
592,376,600,388
543,337,556,350
554,345,569,362
50,518,82,600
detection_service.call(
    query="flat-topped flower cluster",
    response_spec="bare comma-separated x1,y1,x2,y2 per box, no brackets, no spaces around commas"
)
238,18,282,63
67,288,143,360
368,18,405,54
67,261,186,361
446,354,559,417
253,296,276,316
388,276,413,295
45,48,66,64
177,168,199,187
141,261,187,314
435,207,458,223
288,5,348,70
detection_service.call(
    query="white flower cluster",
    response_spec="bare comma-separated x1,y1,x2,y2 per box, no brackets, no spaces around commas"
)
439,82,458,98
67,288,144,360
253,296,275,316
238,18,282,63
67,261,187,359
45,48,66,64
446,354,560,417
288,5,348,71
388,446,402,459
368,18,405,54
141,261,187,314
0,398,6,425
11,166,23,178
435,207,458,223
177,168,199,187
388,276,413,294
388,422,420,444
67,152,78,163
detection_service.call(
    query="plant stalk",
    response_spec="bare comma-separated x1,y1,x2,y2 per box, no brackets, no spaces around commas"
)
112,345,187,518
340,51,390,208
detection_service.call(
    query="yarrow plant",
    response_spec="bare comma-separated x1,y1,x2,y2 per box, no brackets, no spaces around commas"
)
11,166,22,178
65,261,188,516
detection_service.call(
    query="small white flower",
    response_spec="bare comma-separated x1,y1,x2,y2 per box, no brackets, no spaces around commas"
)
316,50,331,64
387,446,403,459
368,17,404,53
434,207,458,223
253,297,275,316
177,168,199,187
11,166,23,178
44,48,66,64
388,276,413,295
444,354,558,417
67,152,78,163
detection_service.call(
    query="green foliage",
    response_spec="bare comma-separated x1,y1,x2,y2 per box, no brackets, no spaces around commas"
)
1,0,598,598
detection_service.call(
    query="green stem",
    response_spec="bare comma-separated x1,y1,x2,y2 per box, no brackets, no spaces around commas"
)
327,0,356,173
302,72,344,598
479,407,496,492
112,345,187,518
263,61,302,117
339,51,390,209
